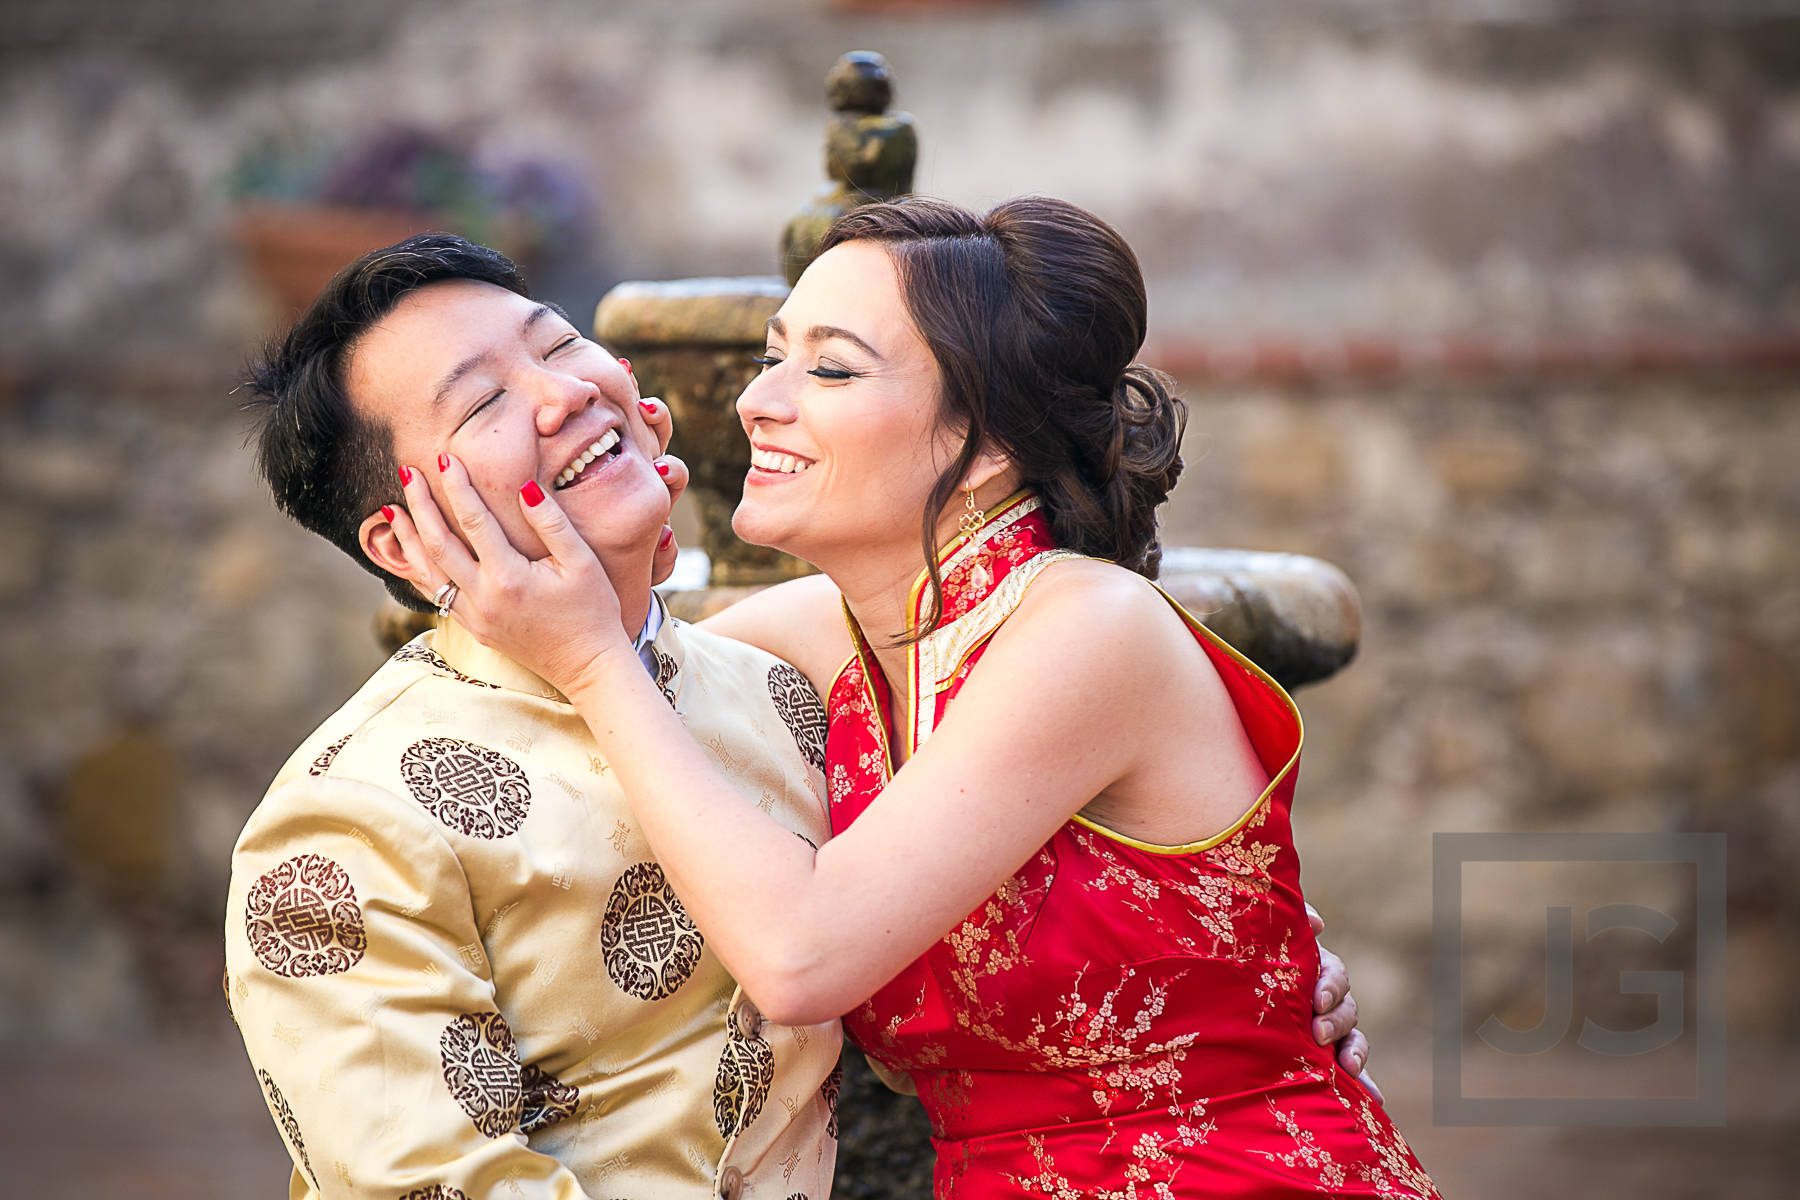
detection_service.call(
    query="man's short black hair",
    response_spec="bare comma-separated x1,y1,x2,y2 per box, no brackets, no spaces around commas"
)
243,233,529,612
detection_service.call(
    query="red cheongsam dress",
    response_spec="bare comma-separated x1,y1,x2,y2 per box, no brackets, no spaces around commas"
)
824,492,1439,1199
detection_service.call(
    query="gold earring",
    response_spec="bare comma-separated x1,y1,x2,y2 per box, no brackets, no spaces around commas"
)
959,489,986,536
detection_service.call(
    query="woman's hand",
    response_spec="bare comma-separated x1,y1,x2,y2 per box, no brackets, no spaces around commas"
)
387,455,637,695
1307,903,1384,1104
635,396,690,586
649,452,689,587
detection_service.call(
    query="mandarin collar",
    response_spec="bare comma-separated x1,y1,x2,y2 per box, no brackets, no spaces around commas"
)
430,593,674,702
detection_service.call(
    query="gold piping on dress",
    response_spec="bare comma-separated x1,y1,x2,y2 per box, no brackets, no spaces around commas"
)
1069,583,1305,856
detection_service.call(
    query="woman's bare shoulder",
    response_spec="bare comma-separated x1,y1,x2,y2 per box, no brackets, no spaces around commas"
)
1011,557,1176,632
694,573,852,696
998,558,1221,697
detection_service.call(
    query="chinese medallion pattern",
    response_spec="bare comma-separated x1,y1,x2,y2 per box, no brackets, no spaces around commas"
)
520,1062,580,1134
601,862,706,1001
258,1068,318,1190
400,737,532,839
823,493,1440,1198
439,1011,524,1137
769,663,829,771
245,853,367,978
713,1006,775,1138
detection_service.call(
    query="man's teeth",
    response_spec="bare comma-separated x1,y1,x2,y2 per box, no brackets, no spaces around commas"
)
555,430,621,488
751,448,811,474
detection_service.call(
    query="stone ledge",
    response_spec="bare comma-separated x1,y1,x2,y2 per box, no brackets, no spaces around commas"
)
594,277,789,347
374,548,1361,692
1145,331,1800,386
1157,549,1360,690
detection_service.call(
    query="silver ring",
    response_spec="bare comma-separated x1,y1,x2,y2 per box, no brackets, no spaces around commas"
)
432,582,458,617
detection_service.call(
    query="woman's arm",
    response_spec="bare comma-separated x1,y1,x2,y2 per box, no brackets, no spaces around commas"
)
573,565,1189,1023
694,573,852,698
398,465,1264,1025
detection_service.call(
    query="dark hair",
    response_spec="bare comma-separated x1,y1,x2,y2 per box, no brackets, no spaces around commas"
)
242,234,529,612
817,195,1187,636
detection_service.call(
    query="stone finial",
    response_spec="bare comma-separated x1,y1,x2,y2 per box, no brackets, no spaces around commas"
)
779,51,917,286
1155,549,1361,690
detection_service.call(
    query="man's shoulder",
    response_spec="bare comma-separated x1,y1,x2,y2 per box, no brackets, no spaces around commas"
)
674,619,807,689
264,637,445,788
249,634,545,839
668,620,829,793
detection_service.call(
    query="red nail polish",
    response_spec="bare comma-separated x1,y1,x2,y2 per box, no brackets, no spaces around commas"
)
619,357,632,372
639,400,656,416
381,505,395,522
655,460,671,477
521,479,546,507
437,453,450,473
398,465,413,485
658,527,674,551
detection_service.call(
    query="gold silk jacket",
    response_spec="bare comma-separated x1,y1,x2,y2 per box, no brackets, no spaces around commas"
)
223,607,842,1200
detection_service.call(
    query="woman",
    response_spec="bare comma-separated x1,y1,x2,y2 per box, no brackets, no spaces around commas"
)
399,196,1438,1197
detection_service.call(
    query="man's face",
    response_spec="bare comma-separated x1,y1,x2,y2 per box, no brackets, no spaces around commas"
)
347,280,669,571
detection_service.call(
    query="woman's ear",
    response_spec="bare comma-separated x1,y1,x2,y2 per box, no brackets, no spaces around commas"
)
961,447,1016,497
360,509,429,599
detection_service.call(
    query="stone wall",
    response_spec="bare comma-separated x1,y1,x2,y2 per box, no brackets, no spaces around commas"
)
5,0,1800,360
0,368,391,1040
1165,372,1800,1045
1,0,1796,1056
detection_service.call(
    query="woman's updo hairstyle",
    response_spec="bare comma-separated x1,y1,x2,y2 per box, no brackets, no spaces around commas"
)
817,195,1187,635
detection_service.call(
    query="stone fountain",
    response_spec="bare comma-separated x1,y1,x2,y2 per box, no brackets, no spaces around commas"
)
586,51,1361,692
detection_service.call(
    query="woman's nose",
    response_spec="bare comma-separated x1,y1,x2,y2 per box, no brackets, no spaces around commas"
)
736,369,796,426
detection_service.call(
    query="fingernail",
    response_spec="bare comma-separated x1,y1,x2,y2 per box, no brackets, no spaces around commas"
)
658,527,674,551
521,479,546,508
398,465,413,485
655,460,671,477
381,505,395,522
437,453,450,473
639,399,657,415
619,357,631,372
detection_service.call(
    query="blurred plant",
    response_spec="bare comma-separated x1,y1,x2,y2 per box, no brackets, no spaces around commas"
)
229,125,592,264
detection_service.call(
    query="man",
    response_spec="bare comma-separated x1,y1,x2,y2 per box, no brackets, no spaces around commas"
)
225,235,1370,1199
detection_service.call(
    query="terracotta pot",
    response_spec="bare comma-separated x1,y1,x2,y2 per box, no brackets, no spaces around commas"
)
233,203,445,320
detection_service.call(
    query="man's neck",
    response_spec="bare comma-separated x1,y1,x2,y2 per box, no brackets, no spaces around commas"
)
597,544,656,645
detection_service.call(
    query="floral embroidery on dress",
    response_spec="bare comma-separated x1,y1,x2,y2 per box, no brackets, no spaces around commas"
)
1250,1097,1348,1190
941,859,1054,998
1202,804,1279,898
1075,830,1267,956
1253,932,1305,1025
1335,1075,1442,1198
1006,1130,1185,1200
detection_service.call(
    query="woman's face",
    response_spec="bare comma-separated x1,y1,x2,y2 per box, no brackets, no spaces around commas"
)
733,240,956,571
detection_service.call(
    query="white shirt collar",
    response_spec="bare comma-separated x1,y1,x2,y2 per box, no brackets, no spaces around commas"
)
633,597,665,677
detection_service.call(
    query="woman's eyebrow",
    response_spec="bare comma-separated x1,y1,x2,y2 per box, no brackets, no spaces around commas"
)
807,324,883,360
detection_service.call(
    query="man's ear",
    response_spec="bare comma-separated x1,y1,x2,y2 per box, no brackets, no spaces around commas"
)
360,510,430,601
